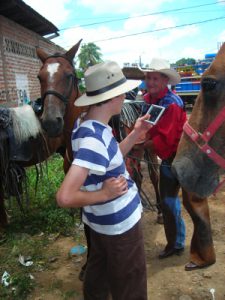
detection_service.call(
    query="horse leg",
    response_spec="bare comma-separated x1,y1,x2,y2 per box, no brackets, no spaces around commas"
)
63,153,90,281
0,187,8,228
182,189,216,269
63,151,71,174
149,165,162,223
145,150,162,223
63,153,91,281
126,147,144,190
149,169,160,211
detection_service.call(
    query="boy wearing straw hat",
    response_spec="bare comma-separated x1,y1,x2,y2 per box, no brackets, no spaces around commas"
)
57,61,151,300
140,58,187,259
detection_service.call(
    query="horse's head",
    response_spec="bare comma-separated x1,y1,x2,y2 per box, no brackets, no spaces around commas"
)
36,40,82,137
173,44,225,197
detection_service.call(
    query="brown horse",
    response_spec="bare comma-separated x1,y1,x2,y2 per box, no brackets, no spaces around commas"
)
0,40,82,228
171,44,225,269
36,40,85,172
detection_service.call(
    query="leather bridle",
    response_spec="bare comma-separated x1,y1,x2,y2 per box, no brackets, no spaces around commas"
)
183,105,225,193
41,55,78,106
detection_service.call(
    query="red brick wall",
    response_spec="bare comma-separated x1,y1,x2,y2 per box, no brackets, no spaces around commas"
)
0,15,64,107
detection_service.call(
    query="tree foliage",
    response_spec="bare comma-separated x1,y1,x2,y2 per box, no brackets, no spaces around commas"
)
78,43,103,71
175,57,196,66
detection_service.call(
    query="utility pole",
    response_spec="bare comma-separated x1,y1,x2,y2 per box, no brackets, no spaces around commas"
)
139,55,142,68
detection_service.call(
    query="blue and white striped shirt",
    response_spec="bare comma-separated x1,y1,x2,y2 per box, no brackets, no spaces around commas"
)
71,119,142,235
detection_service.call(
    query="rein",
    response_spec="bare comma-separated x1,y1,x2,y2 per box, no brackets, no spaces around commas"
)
41,55,78,106
183,105,225,193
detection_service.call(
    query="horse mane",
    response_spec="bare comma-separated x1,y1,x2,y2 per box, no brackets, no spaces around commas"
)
110,102,142,142
10,105,42,144
120,102,141,126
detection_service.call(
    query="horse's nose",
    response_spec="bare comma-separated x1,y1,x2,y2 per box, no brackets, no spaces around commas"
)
41,117,64,137
201,77,218,92
172,156,199,188
56,117,63,126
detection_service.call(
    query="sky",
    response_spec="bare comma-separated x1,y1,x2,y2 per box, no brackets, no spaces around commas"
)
24,0,225,66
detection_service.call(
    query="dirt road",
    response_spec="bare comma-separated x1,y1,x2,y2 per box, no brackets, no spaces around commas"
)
28,191,224,300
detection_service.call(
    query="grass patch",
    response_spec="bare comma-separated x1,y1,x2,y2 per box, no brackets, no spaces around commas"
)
0,272,34,300
0,154,81,299
63,289,80,299
5,154,80,235
0,235,45,299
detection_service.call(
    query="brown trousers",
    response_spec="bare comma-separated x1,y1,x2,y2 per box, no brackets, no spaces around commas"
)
83,221,147,300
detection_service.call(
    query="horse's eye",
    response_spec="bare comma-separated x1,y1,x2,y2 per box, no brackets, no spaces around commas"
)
201,77,218,92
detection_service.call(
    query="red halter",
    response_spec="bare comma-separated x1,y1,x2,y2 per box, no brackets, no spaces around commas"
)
183,106,225,194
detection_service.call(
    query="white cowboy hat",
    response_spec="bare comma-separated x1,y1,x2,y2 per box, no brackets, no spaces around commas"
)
139,58,180,85
75,61,141,107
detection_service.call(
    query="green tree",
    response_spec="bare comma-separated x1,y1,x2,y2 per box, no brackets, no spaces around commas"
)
78,43,103,71
176,57,196,66
75,68,86,92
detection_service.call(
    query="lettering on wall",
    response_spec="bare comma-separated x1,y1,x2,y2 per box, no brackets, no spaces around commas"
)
3,37,37,59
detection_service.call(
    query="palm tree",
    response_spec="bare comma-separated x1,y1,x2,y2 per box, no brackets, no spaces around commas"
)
78,43,103,71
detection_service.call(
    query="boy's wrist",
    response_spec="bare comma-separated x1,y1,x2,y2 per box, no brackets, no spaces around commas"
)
99,188,109,202
129,129,139,142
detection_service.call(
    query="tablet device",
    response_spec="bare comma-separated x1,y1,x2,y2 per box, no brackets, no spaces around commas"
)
145,104,165,125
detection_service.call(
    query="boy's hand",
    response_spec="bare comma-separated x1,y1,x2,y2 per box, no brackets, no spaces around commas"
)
102,176,128,200
132,114,152,143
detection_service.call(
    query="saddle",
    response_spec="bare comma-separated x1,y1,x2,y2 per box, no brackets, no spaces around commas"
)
0,107,33,162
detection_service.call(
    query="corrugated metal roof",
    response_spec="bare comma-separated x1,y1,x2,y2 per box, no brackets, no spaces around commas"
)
0,0,59,36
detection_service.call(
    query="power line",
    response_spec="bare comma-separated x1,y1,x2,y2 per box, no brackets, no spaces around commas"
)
59,0,225,31
59,0,211,21
91,16,225,43
67,10,217,23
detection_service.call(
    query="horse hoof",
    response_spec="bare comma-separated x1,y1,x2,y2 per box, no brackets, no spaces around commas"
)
185,261,215,271
0,222,8,232
79,266,86,281
156,214,164,224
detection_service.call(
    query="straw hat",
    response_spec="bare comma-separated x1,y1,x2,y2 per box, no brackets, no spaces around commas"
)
139,58,180,85
75,61,141,107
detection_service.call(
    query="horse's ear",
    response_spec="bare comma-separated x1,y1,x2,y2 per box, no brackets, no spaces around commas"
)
36,48,48,63
216,42,225,59
65,39,82,62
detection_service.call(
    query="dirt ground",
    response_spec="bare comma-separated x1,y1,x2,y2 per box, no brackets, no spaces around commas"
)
28,177,225,300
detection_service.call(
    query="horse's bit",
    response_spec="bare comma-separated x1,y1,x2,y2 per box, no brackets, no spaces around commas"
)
184,105,225,193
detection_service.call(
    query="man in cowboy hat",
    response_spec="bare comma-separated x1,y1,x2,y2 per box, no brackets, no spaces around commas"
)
57,61,151,300
140,58,187,259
